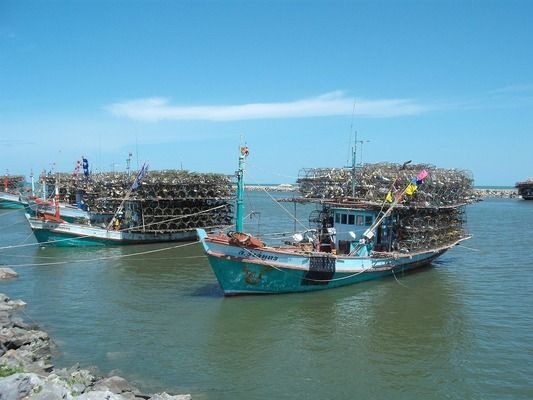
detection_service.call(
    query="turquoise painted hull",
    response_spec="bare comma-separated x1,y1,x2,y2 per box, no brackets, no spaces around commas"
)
32,229,118,247
197,229,454,295
206,252,439,295
28,215,198,247
0,198,25,209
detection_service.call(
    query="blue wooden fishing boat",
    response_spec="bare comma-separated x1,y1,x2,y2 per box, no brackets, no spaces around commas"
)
26,214,197,246
197,147,470,295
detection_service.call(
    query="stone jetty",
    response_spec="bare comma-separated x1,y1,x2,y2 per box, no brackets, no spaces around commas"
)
474,188,518,199
0,291,191,400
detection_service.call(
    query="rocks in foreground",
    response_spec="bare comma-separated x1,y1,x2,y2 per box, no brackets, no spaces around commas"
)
0,268,18,280
0,293,191,400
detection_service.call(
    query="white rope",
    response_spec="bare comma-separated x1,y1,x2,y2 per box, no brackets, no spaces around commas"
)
0,218,25,230
2,241,200,268
391,268,411,289
0,208,25,218
456,244,480,252
245,172,309,231
116,204,228,232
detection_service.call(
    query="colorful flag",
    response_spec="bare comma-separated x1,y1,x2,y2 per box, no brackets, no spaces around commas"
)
131,162,149,191
416,170,428,182
82,157,89,177
405,182,418,196
405,170,428,196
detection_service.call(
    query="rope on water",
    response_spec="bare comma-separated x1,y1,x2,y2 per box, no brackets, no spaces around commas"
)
0,218,25,230
391,268,411,289
2,241,200,268
456,244,481,252
0,208,25,218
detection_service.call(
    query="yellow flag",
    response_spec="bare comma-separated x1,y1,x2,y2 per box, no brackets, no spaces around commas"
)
385,191,393,202
405,183,418,196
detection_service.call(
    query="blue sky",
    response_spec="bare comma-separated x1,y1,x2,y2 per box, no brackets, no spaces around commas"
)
1,0,532,185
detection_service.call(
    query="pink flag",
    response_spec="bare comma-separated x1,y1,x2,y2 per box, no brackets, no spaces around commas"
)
416,170,428,182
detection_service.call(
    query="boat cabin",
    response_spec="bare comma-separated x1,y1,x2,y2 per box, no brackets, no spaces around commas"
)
324,206,398,255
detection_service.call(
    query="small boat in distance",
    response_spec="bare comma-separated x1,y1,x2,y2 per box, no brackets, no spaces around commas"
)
516,179,533,200
197,147,470,295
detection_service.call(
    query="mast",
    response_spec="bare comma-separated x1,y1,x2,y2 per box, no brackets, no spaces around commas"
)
54,184,61,220
107,162,148,230
235,146,249,232
42,171,48,199
351,131,357,197
30,170,35,196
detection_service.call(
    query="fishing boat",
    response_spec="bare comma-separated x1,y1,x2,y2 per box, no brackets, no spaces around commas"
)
26,214,197,246
26,164,197,246
516,179,533,200
197,147,470,295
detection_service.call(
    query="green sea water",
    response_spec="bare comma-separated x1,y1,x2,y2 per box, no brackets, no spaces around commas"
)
0,193,532,399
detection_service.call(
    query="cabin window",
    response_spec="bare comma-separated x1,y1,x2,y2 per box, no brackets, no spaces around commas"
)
335,213,340,223
365,216,373,226
356,215,364,226
348,214,355,225
341,214,347,224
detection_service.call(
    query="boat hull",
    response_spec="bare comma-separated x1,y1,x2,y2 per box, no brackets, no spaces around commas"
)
206,251,443,295
0,193,25,209
27,215,197,247
197,230,452,295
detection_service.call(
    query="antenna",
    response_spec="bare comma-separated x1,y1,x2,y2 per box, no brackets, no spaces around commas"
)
135,134,139,170
347,100,356,165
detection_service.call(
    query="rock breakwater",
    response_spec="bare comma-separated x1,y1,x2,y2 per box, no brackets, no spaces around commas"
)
0,293,191,400
474,188,518,198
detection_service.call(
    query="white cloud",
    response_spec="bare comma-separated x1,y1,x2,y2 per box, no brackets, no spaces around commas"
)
106,91,428,122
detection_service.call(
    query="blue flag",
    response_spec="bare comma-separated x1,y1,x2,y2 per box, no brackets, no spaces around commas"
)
131,162,149,190
82,158,89,177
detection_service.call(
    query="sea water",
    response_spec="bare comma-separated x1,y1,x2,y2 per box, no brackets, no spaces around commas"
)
0,193,532,400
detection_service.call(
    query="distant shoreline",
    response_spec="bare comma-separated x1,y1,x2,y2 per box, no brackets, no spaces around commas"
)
245,185,519,199
474,188,518,198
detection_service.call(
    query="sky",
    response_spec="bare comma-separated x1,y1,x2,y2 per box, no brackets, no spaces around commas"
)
1,0,532,186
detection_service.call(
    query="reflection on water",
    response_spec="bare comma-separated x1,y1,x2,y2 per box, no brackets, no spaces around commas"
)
1,197,533,399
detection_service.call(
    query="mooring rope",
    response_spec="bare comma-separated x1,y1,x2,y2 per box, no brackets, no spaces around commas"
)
116,204,228,232
2,240,200,268
0,218,25,230
0,208,25,218
456,243,480,252
244,171,309,231
391,268,411,289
